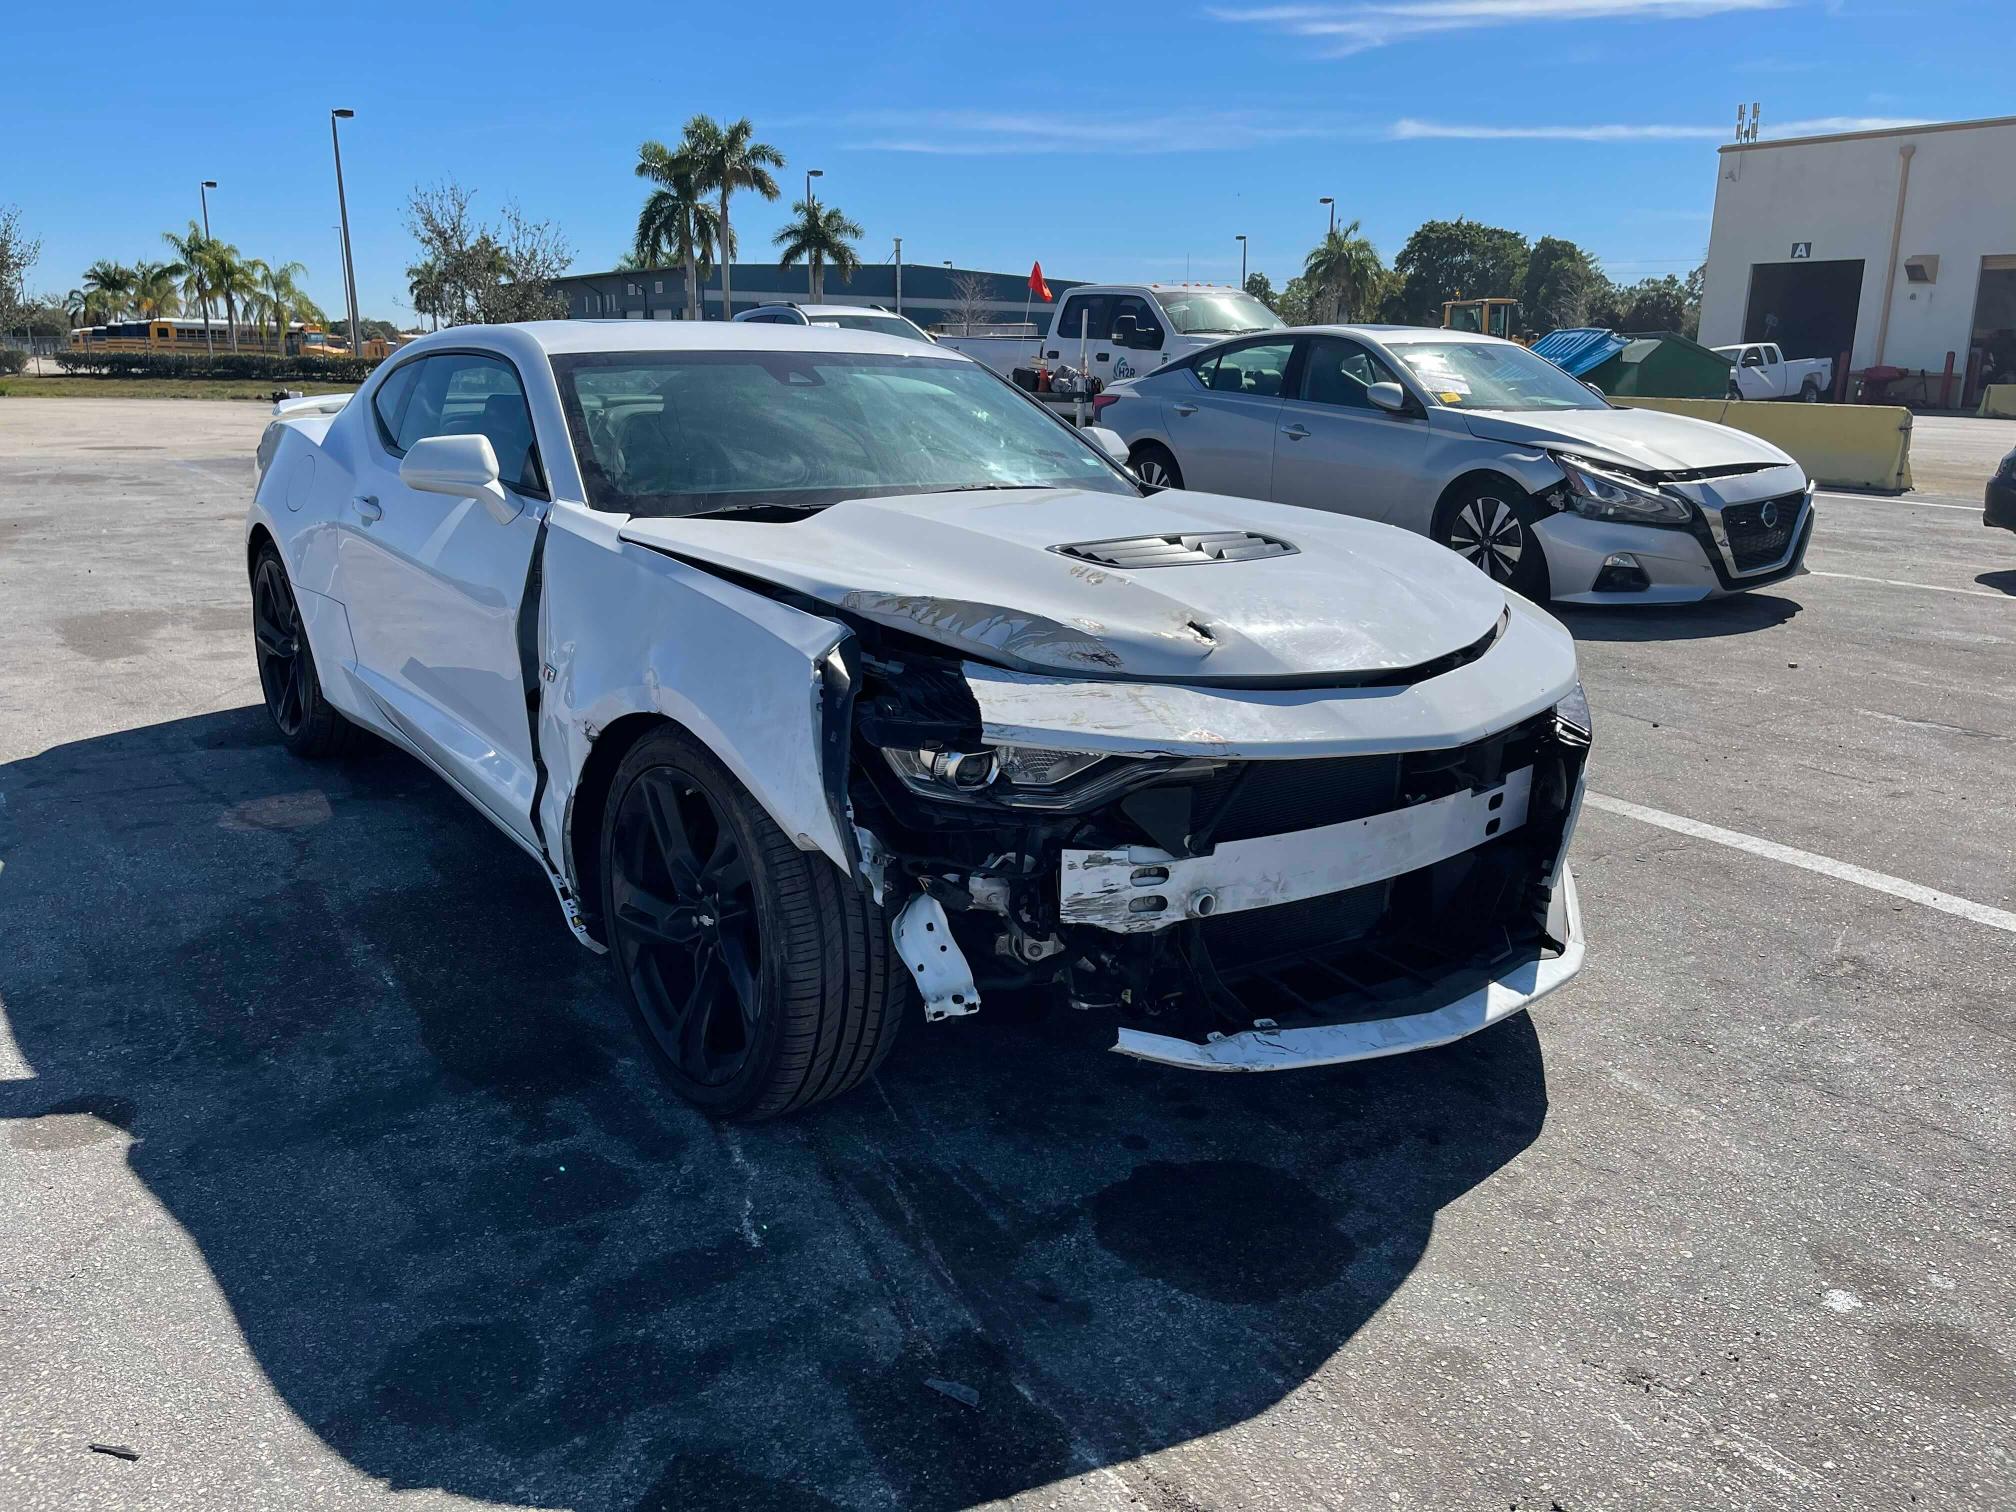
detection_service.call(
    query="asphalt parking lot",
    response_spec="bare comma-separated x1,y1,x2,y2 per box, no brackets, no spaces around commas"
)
2,398,2013,1512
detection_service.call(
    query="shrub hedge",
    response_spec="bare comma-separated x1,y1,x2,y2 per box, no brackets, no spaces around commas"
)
53,350,382,383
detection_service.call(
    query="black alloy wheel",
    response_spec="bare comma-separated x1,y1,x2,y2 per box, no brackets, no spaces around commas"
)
609,767,764,1092
252,555,307,738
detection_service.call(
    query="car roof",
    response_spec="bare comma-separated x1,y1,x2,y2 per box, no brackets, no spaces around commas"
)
396,319,959,363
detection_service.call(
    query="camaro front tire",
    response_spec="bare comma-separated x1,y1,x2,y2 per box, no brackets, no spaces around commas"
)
599,725,904,1120
251,543,361,758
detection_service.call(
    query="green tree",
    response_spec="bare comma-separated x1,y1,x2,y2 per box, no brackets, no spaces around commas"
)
0,206,43,343
129,260,183,319
633,141,720,321
82,259,136,320
1390,219,1530,326
251,259,320,350
404,180,570,327
1274,275,1321,326
1595,274,1692,334
771,197,862,303
1521,236,1605,334
674,115,782,319
1243,271,1276,309
1302,221,1386,322
161,224,220,354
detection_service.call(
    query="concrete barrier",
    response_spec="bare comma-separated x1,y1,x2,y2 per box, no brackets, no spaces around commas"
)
1979,384,2016,420
1609,396,1913,493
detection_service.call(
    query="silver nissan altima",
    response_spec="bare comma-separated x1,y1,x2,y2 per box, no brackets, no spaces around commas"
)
1097,325,1814,606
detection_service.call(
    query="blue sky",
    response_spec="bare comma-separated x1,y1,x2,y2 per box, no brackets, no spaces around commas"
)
9,0,2008,324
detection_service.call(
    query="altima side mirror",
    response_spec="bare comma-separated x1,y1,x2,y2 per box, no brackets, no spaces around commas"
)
1367,381,1411,415
401,434,518,524
1084,425,1131,465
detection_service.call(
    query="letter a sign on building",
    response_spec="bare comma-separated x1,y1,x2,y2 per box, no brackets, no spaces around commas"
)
1790,242,1812,259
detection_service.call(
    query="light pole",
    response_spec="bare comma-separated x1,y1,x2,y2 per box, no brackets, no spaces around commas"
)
1236,234,1248,287
331,109,362,361
1319,196,1335,237
198,180,218,355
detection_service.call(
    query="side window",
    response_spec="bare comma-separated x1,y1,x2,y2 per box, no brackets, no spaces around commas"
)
1054,294,1112,342
396,353,545,495
1298,337,1400,410
1764,345,1783,364
1195,339,1295,398
1110,294,1161,349
371,359,423,451
1741,347,1764,367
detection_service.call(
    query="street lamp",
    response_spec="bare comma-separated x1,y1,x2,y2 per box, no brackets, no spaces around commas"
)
1236,234,1248,286
802,170,825,297
199,180,216,236
331,109,362,362
805,167,823,208
1319,196,1335,237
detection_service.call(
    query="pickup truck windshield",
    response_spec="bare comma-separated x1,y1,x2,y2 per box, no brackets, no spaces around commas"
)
1155,291,1284,336
1387,340,1607,412
811,312,934,343
552,350,1136,518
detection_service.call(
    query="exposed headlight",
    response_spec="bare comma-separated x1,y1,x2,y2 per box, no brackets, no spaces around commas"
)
1553,454,1693,526
1555,678,1593,738
880,744,1109,802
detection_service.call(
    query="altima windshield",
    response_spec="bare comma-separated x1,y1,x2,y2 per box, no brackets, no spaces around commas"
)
1154,290,1284,336
1386,340,1607,412
552,350,1136,517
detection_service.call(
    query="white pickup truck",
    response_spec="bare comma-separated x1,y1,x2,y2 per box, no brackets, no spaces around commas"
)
1714,342,1833,402
938,283,1284,389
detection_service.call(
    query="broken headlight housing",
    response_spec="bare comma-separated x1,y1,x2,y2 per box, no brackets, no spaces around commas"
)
1555,678,1593,739
1553,454,1693,526
880,744,1117,807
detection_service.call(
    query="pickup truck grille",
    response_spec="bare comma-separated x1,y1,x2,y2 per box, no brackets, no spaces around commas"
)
1721,492,1803,572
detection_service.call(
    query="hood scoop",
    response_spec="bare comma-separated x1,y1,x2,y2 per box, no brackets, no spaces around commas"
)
1052,530,1297,569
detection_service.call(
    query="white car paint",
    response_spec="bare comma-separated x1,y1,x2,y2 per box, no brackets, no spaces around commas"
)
246,320,1589,1090
1714,342,1834,401
936,283,1282,385
1102,324,1816,606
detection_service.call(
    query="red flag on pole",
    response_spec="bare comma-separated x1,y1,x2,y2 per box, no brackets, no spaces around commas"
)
1028,261,1052,302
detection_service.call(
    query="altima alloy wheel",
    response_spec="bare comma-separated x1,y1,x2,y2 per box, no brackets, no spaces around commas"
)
1135,457,1172,488
252,559,307,736
1448,495,1525,583
609,768,763,1087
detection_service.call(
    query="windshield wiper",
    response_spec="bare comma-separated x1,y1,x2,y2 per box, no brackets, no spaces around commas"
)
930,483,1051,494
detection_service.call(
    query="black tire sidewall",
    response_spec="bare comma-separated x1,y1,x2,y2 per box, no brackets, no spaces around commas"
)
1130,443,1181,492
253,546,339,756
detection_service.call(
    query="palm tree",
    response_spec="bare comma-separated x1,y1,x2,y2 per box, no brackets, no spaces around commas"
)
252,259,317,352
772,198,862,303
129,261,183,319
207,243,259,353
63,288,94,328
162,223,219,355
82,260,136,320
1303,221,1385,323
674,115,782,319
633,141,721,322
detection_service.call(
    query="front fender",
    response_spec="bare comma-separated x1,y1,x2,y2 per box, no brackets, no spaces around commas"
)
535,504,855,891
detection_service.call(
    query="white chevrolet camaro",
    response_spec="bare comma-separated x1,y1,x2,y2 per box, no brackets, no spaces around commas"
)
246,321,1592,1118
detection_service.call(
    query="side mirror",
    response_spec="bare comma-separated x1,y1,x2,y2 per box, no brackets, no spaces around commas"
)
1084,425,1131,465
1367,381,1411,415
400,434,517,524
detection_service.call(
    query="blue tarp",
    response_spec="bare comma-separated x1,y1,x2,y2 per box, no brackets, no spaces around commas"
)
1532,327,1629,376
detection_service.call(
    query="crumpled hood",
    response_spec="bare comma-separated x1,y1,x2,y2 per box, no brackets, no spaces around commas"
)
618,487,1509,682
1462,405,1796,473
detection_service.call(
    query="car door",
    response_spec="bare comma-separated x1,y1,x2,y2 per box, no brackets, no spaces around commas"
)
1268,335,1428,524
1166,337,1298,498
336,349,549,843
1044,291,1110,372
1104,293,1163,383
1735,345,1770,398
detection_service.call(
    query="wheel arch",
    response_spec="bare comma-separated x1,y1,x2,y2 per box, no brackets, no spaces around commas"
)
246,520,278,578
564,711,675,948
1431,468,1542,532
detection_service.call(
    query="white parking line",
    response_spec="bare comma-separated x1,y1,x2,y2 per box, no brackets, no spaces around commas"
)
1807,569,2010,600
1585,793,2016,935
1815,492,1979,512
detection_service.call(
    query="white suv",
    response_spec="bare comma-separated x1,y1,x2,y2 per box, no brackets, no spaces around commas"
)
734,303,935,344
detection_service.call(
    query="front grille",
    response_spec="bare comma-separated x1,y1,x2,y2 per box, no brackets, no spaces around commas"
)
1051,531,1297,568
1191,753,1403,843
1721,492,1803,572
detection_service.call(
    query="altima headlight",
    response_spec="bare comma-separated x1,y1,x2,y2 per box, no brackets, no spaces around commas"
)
881,744,1110,802
1555,678,1593,739
1553,454,1693,525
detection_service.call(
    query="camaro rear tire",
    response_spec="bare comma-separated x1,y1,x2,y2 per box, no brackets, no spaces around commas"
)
600,725,904,1120
1434,481,1550,600
251,544,361,758
1129,443,1182,492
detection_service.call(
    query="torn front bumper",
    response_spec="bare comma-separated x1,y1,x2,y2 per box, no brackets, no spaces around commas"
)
1113,865,1583,1071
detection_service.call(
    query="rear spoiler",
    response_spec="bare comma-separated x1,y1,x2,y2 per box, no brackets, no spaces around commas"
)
270,392,353,419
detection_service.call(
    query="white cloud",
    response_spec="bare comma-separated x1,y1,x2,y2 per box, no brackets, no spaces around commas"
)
837,109,1346,155
1210,0,1791,55
1388,114,1925,141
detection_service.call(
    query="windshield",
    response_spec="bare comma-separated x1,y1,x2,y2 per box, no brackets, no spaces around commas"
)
551,351,1137,518
1386,340,1607,412
812,312,933,343
1154,290,1283,336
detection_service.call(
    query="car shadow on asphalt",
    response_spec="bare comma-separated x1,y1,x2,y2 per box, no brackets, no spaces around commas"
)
1974,570,2016,597
0,708,1549,1511
1554,590,1801,643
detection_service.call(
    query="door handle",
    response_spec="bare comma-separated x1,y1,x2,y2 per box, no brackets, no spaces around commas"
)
1280,424,1311,440
354,494,382,522
1173,403,1198,417
1094,351,1110,362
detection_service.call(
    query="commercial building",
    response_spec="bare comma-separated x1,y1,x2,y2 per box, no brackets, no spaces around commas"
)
551,262,1085,334
1698,113,2016,404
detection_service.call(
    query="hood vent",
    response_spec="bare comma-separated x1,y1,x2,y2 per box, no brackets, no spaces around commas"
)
1052,530,1297,570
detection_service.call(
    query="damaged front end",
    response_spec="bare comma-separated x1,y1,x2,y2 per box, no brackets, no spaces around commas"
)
840,631,1591,1071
